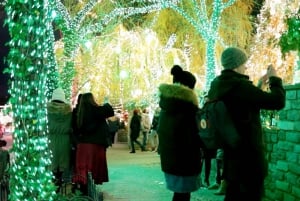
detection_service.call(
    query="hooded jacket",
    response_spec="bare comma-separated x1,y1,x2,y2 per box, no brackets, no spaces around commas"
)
158,83,202,176
47,101,72,172
208,69,285,182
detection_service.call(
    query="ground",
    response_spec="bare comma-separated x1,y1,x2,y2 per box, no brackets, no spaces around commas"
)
101,144,224,201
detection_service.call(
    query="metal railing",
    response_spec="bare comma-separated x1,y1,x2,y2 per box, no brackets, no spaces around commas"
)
57,172,103,201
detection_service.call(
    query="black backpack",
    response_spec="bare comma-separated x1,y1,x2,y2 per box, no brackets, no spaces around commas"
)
196,100,240,150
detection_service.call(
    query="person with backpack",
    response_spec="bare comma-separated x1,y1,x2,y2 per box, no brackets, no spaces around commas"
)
207,47,285,201
157,65,202,201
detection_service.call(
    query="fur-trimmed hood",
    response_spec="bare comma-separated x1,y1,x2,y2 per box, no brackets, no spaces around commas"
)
158,83,199,107
47,102,72,114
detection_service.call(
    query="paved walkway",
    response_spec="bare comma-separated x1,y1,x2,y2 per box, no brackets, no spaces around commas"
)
101,144,224,201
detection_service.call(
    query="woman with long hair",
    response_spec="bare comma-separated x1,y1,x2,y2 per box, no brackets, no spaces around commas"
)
73,92,114,195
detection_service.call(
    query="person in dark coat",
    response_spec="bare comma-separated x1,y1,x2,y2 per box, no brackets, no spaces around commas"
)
107,115,120,145
208,47,286,201
129,109,145,153
47,88,73,191
72,92,114,194
149,107,160,152
157,65,202,201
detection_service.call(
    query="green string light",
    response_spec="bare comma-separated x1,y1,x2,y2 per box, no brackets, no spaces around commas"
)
162,0,236,90
5,0,56,200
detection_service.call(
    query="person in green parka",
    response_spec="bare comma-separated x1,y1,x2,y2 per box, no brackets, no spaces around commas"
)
208,47,286,201
158,65,202,201
47,88,73,191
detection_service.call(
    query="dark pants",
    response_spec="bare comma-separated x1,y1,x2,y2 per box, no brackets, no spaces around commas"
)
216,158,223,184
130,138,144,152
224,180,264,201
200,149,217,185
142,131,148,147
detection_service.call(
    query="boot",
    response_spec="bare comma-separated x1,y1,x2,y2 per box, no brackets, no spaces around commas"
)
214,180,227,195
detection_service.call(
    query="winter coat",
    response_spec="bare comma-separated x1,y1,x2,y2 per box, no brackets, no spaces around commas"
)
77,103,114,147
141,112,151,133
47,101,72,172
208,69,285,183
157,83,202,176
129,114,141,140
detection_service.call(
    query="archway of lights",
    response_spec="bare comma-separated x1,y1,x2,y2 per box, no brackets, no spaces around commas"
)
3,0,300,200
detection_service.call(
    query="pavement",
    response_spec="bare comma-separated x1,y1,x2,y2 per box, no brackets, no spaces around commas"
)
101,144,225,201
2,133,224,201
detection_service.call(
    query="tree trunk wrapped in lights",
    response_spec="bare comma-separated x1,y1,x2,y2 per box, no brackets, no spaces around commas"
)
5,0,56,200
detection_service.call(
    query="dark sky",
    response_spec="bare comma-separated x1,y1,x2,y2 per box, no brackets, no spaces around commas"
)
0,7,10,105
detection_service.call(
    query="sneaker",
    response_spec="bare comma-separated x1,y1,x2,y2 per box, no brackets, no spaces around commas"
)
129,151,136,153
208,183,220,190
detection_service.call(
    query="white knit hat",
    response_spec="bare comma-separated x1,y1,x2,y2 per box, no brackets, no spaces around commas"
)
51,88,66,103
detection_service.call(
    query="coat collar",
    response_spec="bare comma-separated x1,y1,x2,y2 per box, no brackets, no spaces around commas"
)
159,83,198,107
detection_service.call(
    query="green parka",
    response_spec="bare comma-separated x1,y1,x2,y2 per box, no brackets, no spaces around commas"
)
47,101,72,172
158,83,202,176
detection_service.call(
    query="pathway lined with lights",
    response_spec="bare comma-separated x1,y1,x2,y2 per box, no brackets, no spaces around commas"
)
101,144,224,201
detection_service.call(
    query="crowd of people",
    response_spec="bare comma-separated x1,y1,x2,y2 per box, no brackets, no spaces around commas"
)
45,46,286,201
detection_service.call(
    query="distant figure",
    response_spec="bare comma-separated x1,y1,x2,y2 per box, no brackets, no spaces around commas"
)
47,88,73,191
208,47,285,201
0,140,9,181
0,124,4,139
107,115,120,144
141,108,151,148
149,107,160,152
0,139,9,200
73,92,114,195
129,109,145,153
158,65,202,201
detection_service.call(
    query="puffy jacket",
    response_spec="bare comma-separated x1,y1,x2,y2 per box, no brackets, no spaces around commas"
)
158,83,202,176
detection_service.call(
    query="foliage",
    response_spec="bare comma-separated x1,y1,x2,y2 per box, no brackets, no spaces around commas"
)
247,1,298,85
279,13,300,54
71,25,176,105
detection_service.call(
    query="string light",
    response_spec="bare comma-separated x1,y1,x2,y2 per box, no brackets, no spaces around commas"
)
5,0,56,200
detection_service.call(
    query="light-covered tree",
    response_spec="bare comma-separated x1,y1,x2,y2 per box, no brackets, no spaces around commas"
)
247,0,299,85
5,0,56,200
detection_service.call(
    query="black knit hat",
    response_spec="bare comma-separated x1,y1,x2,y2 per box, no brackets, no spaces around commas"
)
171,65,196,89
221,47,248,70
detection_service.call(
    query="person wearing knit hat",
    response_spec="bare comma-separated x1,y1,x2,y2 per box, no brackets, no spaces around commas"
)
221,47,248,70
157,65,201,201
51,88,67,103
47,88,72,191
207,47,285,201
171,65,196,89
